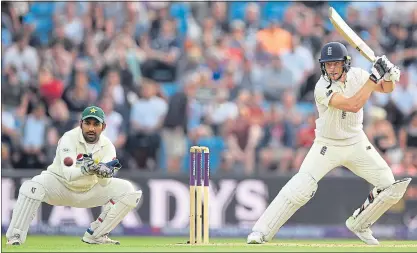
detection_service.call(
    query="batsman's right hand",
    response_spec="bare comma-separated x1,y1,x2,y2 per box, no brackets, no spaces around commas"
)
384,65,401,82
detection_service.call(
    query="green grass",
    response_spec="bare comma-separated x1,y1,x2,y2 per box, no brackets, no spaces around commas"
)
2,236,417,252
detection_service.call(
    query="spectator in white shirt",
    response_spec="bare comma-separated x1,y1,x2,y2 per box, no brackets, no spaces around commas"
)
61,2,84,46
205,89,238,135
54,2,90,17
1,107,20,158
19,103,49,169
257,55,296,101
102,68,127,111
128,80,168,169
280,34,315,89
390,69,417,124
3,32,39,84
244,3,261,55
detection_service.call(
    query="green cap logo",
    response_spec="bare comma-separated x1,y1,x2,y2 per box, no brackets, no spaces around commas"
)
81,106,105,123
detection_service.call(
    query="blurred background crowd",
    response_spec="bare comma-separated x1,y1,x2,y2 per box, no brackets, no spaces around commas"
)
1,1,417,177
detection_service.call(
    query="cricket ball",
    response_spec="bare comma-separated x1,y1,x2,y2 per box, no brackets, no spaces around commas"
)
64,157,73,167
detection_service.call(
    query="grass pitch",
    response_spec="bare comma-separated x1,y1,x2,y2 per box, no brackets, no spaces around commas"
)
2,236,417,252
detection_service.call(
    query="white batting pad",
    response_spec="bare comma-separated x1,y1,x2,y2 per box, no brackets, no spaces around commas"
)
6,180,45,243
347,178,411,231
88,191,142,238
252,172,318,241
88,200,114,231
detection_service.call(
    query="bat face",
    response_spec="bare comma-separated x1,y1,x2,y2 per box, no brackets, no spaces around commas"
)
329,7,376,63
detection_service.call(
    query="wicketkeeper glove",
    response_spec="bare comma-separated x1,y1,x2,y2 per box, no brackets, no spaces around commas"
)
80,154,96,175
91,159,122,178
370,55,393,83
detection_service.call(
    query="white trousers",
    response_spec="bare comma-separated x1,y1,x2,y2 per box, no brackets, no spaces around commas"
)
31,172,135,208
300,137,395,188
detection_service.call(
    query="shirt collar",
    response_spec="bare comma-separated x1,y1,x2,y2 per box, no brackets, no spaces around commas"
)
335,72,348,89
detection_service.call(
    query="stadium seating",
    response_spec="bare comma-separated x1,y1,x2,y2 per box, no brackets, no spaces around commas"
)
180,136,225,174
326,1,350,32
261,2,291,23
170,3,190,37
228,2,249,21
25,2,55,45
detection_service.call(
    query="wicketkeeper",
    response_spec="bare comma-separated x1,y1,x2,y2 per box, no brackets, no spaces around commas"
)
6,106,142,245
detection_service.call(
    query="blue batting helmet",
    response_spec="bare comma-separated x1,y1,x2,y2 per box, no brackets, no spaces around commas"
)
319,42,351,81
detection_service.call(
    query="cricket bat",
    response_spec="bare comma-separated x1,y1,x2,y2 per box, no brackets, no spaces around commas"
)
328,7,376,63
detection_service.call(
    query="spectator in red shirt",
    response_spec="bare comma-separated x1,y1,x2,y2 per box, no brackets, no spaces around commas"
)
38,65,64,106
293,113,316,169
297,113,316,148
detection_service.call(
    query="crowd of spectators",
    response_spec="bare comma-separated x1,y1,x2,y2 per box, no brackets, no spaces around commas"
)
1,1,417,177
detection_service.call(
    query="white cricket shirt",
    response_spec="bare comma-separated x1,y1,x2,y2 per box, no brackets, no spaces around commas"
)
314,67,370,146
43,127,116,192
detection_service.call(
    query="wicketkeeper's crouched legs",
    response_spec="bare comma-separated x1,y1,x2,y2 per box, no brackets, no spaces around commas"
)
82,190,142,244
6,180,45,244
251,172,318,241
346,178,411,232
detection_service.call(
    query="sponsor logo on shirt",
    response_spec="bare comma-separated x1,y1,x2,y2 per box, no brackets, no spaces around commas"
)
76,154,84,165
326,89,333,97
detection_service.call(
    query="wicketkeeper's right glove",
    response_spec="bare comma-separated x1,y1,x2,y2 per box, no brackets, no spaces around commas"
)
80,153,96,175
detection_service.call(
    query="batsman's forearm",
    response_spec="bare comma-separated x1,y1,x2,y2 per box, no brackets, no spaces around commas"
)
347,79,376,112
381,80,395,93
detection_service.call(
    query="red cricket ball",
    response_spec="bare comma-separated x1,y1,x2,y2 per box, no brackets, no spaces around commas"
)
64,157,73,167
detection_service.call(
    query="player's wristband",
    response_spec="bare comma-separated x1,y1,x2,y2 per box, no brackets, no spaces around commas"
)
369,74,379,84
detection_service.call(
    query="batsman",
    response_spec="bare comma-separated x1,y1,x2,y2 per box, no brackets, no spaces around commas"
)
247,42,411,245
6,106,142,245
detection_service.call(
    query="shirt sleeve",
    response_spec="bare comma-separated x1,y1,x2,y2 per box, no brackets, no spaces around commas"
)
358,68,370,87
160,100,168,117
3,48,15,68
101,144,117,163
58,135,85,182
314,82,337,107
130,102,142,126
97,143,117,186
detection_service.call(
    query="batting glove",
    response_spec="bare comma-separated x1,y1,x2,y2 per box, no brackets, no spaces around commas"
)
384,65,401,82
370,56,392,83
